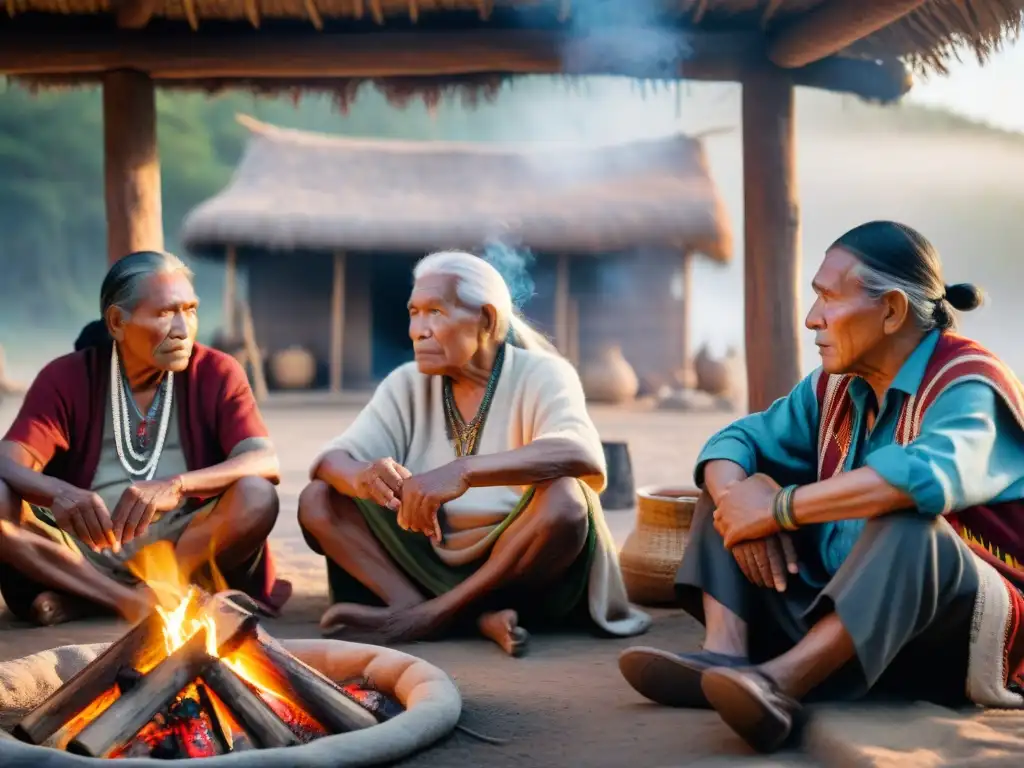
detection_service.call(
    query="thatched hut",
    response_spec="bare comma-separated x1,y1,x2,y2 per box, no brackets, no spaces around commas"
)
2,0,1020,408
181,117,732,390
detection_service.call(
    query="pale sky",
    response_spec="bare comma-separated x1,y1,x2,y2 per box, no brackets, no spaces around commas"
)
908,38,1024,131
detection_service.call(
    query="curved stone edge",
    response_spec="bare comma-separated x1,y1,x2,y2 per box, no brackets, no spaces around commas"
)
0,638,462,768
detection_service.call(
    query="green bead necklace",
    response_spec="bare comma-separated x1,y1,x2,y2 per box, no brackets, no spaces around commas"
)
442,343,506,458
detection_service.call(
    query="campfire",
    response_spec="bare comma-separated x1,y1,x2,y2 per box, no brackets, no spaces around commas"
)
11,542,399,759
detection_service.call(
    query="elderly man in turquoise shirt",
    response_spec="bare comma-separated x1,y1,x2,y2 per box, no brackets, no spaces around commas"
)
620,221,1024,754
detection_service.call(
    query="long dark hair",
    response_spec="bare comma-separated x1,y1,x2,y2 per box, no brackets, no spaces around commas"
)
75,250,194,350
831,220,983,331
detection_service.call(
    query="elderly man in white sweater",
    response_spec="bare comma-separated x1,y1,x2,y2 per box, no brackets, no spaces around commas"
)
298,250,649,656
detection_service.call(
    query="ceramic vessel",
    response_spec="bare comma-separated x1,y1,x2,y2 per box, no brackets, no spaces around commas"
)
579,345,639,404
270,346,316,390
694,344,731,396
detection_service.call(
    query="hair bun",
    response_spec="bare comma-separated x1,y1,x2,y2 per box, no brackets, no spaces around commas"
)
944,283,984,312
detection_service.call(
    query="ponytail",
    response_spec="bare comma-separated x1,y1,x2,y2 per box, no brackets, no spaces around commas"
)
508,314,558,354
74,319,111,351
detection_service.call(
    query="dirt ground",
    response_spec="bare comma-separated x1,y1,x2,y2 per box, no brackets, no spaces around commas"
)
0,395,1020,766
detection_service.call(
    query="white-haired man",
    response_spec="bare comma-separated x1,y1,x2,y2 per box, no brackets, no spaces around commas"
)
298,250,649,655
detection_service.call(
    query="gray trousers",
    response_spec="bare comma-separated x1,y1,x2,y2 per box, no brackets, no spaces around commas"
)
675,492,980,704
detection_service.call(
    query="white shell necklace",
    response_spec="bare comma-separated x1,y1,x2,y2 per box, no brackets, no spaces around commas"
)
110,347,173,481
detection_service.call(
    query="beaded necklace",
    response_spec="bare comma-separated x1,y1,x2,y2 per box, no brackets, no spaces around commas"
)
442,344,505,458
110,348,174,481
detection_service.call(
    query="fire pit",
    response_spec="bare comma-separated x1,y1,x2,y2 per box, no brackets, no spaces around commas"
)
0,544,461,765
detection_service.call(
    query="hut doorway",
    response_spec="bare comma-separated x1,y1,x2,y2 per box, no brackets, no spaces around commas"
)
370,253,417,380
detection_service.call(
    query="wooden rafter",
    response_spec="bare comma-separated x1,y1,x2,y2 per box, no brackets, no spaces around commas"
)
767,0,927,67
0,28,911,102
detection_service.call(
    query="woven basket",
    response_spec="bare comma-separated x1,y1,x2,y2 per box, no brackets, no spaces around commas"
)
619,486,698,606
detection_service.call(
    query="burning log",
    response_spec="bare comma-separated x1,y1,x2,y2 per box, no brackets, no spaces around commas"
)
208,595,378,733
67,611,256,758
15,589,396,759
195,681,233,753
257,636,379,734
12,614,160,745
203,660,300,749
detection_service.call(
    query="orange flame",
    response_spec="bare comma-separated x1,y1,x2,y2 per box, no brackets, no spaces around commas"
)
124,540,320,724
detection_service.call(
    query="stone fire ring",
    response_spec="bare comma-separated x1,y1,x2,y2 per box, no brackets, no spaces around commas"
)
0,638,462,767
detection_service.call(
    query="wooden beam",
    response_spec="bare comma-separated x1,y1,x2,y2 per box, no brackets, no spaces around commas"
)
329,251,346,392
679,249,693,380
741,69,801,413
0,29,910,101
103,69,163,265
223,244,237,338
567,297,580,368
768,0,927,68
553,253,570,355
239,298,268,402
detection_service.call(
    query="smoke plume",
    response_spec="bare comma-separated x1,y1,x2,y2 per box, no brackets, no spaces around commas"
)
481,240,537,312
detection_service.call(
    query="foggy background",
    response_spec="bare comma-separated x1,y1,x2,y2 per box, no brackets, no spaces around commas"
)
2,77,1022,386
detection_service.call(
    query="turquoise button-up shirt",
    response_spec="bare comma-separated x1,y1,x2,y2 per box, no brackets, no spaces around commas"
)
694,330,1024,576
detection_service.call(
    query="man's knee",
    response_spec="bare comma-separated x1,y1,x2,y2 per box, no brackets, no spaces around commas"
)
862,510,946,544
297,479,334,535
227,476,279,535
534,476,589,548
856,511,968,576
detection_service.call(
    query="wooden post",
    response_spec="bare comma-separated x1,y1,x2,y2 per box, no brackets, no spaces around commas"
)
329,251,346,392
553,253,570,355
239,299,268,403
679,249,694,381
223,245,237,339
741,70,801,413
567,297,580,368
102,69,163,265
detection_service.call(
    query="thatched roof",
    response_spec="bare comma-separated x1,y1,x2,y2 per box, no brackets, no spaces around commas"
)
3,1,1022,76
180,116,732,261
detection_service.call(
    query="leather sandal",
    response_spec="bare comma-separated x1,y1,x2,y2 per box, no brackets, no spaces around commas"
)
700,666,803,753
618,647,750,709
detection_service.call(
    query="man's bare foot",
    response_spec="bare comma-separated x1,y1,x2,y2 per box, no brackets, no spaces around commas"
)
319,602,446,644
30,592,82,626
477,609,530,657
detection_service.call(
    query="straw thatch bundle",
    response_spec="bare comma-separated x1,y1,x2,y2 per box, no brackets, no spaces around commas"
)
3,0,1021,75
180,116,733,260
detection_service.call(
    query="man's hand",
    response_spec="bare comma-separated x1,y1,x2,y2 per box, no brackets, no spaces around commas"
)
714,473,783,547
398,461,470,543
51,486,117,552
112,477,185,545
731,534,800,592
355,458,412,513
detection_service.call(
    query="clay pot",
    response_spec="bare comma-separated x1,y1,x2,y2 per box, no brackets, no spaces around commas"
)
619,486,698,606
694,344,731,396
579,345,639,404
270,346,316,390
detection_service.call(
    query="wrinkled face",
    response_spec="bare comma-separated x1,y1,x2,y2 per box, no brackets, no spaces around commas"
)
805,247,895,375
408,274,492,376
109,272,199,373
